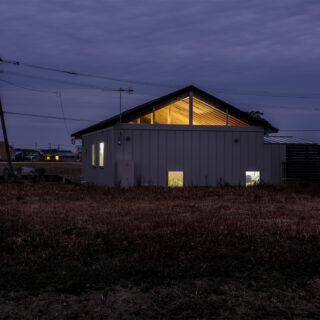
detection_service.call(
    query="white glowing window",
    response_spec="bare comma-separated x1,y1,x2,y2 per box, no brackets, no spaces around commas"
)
246,171,260,186
99,142,104,167
168,171,183,187
91,144,95,166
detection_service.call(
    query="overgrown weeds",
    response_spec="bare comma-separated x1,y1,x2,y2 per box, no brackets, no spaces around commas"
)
0,184,319,318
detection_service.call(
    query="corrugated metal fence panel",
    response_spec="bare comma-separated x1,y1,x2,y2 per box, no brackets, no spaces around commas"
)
286,144,320,182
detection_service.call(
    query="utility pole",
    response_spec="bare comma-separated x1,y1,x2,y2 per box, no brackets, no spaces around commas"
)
112,88,134,123
0,97,13,174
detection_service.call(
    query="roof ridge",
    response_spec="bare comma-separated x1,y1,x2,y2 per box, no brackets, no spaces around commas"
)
72,85,278,138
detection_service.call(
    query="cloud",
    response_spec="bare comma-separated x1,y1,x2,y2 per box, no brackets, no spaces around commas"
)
0,0,320,145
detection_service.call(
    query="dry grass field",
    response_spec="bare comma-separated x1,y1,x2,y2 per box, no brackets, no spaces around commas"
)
0,161,82,183
0,184,320,319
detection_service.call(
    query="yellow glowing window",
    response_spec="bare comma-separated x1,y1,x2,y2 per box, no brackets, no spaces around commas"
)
155,98,189,125
46,156,50,160
128,112,153,124
91,144,95,166
168,171,184,187
55,155,59,161
127,96,248,127
246,171,260,186
192,97,248,126
193,97,226,125
140,113,153,124
99,142,104,167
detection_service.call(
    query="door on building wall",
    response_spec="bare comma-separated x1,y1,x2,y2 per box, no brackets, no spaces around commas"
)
117,160,134,187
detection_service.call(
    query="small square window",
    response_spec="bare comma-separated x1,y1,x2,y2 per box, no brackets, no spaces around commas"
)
246,171,260,186
168,171,183,187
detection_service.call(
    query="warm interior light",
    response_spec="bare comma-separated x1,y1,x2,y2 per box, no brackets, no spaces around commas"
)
46,156,50,160
155,98,189,124
127,96,248,126
55,155,59,161
246,171,260,186
99,142,104,167
92,144,95,166
168,171,184,187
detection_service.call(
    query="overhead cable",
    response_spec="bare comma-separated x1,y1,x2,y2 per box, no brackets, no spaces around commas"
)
4,111,97,122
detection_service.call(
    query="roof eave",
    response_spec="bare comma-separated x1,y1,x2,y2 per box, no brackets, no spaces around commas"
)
71,85,277,137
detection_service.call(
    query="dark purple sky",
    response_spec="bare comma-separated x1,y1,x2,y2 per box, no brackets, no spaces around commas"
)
1,0,320,149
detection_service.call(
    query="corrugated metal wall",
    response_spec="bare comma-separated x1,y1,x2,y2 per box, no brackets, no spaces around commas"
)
82,124,285,186
286,144,320,183
82,128,114,185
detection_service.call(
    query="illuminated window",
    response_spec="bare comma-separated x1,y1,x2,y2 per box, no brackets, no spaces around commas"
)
126,96,248,126
155,98,189,124
140,113,153,124
129,112,153,124
193,97,248,126
55,155,59,161
246,171,260,186
92,144,95,166
46,156,50,161
99,142,104,167
168,171,184,187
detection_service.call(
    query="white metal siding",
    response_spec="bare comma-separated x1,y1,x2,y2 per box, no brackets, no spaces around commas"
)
82,124,285,186
82,128,114,185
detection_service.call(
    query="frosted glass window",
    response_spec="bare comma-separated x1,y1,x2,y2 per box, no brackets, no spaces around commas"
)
99,142,104,167
168,171,184,187
91,144,95,166
246,171,260,186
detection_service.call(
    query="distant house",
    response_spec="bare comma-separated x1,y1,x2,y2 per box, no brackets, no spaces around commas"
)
41,149,78,161
0,141,15,161
54,151,78,162
15,148,40,161
71,85,320,187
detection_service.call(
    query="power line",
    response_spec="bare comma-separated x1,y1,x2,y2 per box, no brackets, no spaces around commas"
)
56,91,70,135
0,77,58,94
1,78,320,132
2,56,320,99
1,70,121,92
4,111,97,122
4,111,320,132
0,57,177,89
2,75,320,114
0,78,89,135
207,88,320,100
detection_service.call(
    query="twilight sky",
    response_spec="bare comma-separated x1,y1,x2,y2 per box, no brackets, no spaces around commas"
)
0,0,320,149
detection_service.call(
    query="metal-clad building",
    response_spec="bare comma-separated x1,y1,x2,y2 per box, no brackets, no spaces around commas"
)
72,85,288,187
264,136,320,183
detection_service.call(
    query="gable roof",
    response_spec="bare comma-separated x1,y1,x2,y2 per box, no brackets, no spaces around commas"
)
72,85,278,138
